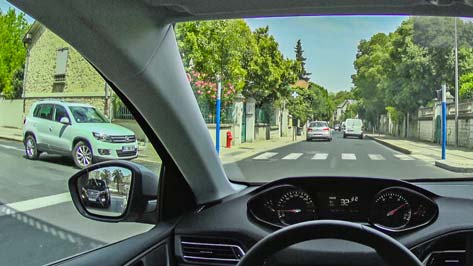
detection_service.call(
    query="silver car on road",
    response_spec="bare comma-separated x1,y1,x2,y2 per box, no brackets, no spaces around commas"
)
307,121,332,141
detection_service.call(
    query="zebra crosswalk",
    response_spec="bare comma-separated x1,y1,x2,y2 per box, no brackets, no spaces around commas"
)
252,152,414,161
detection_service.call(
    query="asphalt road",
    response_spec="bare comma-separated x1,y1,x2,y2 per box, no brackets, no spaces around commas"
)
0,132,470,265
0,139,158,266
225,131,471,182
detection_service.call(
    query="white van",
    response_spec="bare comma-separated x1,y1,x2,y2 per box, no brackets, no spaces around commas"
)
343,118,363,139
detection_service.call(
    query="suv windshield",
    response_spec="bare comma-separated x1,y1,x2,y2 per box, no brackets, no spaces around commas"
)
69,106,108,123
175,15,473,182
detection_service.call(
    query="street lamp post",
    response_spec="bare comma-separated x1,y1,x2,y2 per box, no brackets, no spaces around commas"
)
215,79,222,154
442,84,447,160
454,17,459,147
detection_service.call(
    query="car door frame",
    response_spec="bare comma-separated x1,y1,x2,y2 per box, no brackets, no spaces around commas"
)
49,104,74,154
35,103,56,152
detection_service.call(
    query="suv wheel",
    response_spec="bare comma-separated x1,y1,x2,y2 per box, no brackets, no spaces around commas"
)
73,141,93,168
24,135,39,160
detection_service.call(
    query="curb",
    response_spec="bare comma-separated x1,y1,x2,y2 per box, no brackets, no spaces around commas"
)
0,135,23,143
366,135,412,154
435,160,473,173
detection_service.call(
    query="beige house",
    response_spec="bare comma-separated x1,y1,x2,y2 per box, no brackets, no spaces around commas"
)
22,22,111,116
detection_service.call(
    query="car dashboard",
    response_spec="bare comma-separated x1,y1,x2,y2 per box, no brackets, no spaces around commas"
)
174,176,473,266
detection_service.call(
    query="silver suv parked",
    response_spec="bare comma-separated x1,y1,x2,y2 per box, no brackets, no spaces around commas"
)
23,100,138,168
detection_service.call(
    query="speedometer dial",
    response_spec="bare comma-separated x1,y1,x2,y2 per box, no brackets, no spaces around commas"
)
370,191,411,230
276,190,316,225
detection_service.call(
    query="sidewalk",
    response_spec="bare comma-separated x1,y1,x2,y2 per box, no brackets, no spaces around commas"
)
220,136,303,163
367,134,473,173
0,126,23,142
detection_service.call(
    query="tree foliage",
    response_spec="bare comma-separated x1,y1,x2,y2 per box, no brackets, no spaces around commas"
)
294,39,311,81
0,8,29,98
351,17,473,127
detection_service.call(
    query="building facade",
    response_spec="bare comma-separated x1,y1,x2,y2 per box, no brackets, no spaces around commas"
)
22,22,110,116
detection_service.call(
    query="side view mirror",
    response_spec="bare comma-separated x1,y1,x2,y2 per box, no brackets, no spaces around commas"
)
68,160,159,224
60,117,70,124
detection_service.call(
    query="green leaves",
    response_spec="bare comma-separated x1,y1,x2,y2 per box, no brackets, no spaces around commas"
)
0,8,29,99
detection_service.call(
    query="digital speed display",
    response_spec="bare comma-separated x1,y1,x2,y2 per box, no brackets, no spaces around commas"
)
317,192,367,221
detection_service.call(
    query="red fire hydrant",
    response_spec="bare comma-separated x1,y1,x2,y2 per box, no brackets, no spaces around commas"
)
226,131,233,148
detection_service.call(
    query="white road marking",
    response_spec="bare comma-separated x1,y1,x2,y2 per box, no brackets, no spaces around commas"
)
282,153,303,160
368,154,385,160
394,154,415,160
253,152,278,160
0,193,71,216
312,153,328,160
341,153,356,160
0,144,23,151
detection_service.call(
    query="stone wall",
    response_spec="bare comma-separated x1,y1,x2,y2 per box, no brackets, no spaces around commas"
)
418,120,434,142
0,99,24,128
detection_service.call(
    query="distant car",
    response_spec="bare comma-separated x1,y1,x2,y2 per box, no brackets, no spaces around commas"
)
307,121,332,141
343,118,363,139
80,179,111,208
23,100,139,168
334,124,340,131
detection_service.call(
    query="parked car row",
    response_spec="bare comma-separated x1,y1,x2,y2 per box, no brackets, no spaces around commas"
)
306,118,363,141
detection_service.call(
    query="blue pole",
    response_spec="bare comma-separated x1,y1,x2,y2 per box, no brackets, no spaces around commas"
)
441,84,447,160
215,81,222,154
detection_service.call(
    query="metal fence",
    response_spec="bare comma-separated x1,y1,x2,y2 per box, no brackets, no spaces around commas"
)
113,104,134,120
255,103,276,125
198,101,235,124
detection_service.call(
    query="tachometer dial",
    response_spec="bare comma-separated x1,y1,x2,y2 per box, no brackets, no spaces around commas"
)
276,190,316,225
370,192,411,230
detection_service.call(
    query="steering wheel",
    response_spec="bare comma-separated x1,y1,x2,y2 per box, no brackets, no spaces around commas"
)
237,220,422,266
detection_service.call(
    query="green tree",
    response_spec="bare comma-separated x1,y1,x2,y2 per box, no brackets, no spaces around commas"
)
243,26,298,105
294,39,311,81
0,8,29,98
112,169,124,193
176,19,253,95
460,72,473,99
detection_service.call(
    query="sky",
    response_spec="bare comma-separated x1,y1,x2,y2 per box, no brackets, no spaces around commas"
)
246,16,407,92
1,1,406,93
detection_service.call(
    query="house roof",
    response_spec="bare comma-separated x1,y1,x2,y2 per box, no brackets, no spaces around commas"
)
293,80,310,89
337,99,356,109
23,21,43,46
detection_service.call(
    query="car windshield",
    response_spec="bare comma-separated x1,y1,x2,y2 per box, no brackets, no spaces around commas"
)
346,119,362,127
175,15,473,183
69,106,108,123
86,179,106,190
310,122,327,128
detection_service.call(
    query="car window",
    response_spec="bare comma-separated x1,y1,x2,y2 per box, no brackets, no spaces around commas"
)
310,122,327,127
54,104,69,122
346,119,362,127
69,106,107,123
35,104,54,120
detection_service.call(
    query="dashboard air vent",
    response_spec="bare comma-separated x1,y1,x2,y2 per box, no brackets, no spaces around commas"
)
180,237,245,265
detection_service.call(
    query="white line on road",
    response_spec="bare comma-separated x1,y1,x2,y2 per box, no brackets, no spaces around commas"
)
341,153,357,160
368,154,385,160
282,153,303,160
253,152,278,160
312,153,328,160
0,144,23,151
0,193,71,216
394,154,415,160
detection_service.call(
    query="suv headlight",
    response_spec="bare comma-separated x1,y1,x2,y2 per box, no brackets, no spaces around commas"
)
93,132,112,142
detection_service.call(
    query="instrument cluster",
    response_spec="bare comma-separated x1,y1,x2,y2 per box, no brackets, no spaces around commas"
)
247,179,438,232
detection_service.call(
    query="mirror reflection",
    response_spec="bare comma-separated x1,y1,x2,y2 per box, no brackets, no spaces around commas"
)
77,166,132,217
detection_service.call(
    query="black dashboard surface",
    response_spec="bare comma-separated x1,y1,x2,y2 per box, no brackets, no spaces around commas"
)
174,177,473,265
